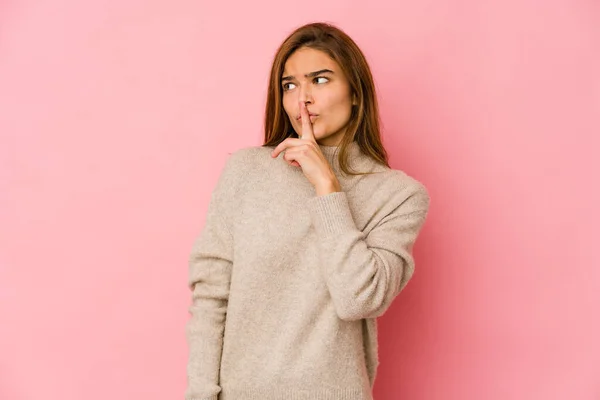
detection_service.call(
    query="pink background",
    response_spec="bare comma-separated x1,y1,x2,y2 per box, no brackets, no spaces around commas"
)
1,1,599,399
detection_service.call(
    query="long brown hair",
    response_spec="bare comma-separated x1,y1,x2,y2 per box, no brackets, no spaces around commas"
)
263,22,389,176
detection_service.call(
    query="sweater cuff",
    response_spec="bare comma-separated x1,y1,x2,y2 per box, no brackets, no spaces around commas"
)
307,191,357,237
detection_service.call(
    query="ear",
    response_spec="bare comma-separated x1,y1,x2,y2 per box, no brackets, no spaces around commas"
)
352,93,358,106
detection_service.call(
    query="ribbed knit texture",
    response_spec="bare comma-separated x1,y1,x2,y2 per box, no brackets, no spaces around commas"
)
185,141,430,400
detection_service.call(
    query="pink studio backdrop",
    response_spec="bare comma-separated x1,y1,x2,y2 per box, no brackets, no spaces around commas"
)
1,1,599,399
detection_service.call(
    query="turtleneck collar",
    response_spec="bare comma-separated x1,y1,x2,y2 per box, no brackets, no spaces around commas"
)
318,140,365,175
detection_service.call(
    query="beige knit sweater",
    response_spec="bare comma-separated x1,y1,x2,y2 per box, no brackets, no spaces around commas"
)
185,140,430,400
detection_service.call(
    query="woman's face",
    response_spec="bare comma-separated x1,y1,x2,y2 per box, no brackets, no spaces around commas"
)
281,47,356,146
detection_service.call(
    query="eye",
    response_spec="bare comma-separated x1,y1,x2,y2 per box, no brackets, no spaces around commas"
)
282,77,328,91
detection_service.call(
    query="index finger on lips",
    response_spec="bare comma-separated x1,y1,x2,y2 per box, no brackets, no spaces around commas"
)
299,101,316,142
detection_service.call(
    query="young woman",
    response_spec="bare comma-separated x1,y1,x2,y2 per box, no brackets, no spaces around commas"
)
186,22,431,400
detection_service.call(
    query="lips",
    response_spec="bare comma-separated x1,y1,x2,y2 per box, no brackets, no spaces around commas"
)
296,113,318,121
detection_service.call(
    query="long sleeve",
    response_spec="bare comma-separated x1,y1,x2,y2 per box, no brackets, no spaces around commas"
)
306,184,430,322
185,155,239,400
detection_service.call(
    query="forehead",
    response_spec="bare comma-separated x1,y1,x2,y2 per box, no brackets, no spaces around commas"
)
282,47,339,75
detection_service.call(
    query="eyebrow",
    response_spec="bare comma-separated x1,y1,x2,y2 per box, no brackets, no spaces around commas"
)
281,69,334,82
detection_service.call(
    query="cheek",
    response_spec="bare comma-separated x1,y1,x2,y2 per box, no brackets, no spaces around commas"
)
323,88,351,110
325,94,353,122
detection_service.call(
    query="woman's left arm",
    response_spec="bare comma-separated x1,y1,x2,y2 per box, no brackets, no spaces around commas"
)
307,185,430,322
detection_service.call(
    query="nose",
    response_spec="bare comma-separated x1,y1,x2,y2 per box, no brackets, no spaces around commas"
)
298,85,313,105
